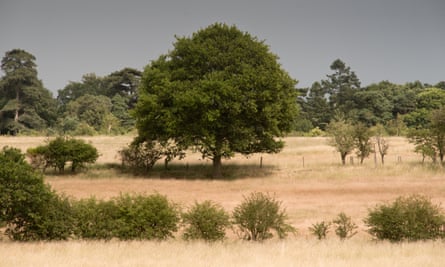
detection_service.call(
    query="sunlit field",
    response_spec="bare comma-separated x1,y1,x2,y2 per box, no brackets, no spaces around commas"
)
1,136,444,266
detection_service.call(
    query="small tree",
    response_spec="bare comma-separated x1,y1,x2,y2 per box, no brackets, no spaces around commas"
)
353,122,373,164
27,137,99,173
373,124,389,165
232,192,295,241
309,221,331,240
327,118,355,165
182,201,230,241
332,212,357,240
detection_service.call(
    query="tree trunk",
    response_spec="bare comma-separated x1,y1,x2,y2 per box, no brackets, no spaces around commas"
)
14,89,19,122
212,155,223,178
341,153,346,165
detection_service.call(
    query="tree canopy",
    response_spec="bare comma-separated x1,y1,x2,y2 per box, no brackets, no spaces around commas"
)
134,23,299,177
0,49,57,134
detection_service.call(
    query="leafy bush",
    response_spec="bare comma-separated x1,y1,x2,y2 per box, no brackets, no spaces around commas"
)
182,201,230,241
119,141,163,173
0,147,74,241
232,192,296,241
27,137,99,173
72,197,120,240
309,221,331,240
333,212,357,240
113,193,180,240
119,139,185,173
365,195,445,242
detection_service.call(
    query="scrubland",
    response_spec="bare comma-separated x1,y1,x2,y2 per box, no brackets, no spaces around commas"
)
0,136,444,266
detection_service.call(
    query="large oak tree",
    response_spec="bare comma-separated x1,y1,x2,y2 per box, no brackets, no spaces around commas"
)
134,23,298,177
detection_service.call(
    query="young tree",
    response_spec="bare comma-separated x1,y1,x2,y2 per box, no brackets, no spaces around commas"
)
373,124,389,164
353,122,374,164
133,23,299,177
327,118,355,165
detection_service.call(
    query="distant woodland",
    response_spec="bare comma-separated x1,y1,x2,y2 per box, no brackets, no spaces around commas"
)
1,48,444,137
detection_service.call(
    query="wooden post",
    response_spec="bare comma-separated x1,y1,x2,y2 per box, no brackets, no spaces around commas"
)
260,156,263,168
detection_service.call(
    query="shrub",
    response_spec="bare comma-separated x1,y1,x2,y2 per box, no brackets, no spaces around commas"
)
182,201,230,241
365,195,445,242
0,147,74,241
72,197,120,240
232,192,296,241
119,141,163,173
27,137,99,173
332,212,357,240
113,193,180,240
119,139,185,173
309,221,331,240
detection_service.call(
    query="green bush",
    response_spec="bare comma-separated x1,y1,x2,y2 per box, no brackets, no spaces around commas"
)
309,221,331,240
0,147,74,241
72,197,120,240
333,212,358,240
119,141,163,173
113,193,180,240
232,192,296,241
182,201,230,241
365,195,445,242
27,137,99,173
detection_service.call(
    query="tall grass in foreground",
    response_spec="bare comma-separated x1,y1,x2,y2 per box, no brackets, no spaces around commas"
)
1,239,444,267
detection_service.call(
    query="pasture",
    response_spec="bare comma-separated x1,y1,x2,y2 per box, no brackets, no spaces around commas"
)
1,136,444,266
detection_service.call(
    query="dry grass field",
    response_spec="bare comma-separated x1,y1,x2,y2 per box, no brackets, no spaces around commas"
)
1,135,444,266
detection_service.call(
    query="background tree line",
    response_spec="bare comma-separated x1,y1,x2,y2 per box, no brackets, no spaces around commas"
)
1,49,141,135
1,49,444,166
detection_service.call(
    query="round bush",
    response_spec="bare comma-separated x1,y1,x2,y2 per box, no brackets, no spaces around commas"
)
182,200,230,241
0,146,73,241
113,193,180,240
232,192,296,241
365,195,445,242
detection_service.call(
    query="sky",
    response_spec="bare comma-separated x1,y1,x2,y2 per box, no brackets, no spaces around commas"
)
0,0,444,94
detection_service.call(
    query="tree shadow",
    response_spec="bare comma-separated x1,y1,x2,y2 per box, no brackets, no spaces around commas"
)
117,162,277,181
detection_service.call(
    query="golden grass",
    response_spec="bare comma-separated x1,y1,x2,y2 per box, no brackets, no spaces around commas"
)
1,239,444,267
1,136,444,266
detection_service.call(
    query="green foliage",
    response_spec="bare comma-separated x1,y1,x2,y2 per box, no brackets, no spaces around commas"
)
0,49,57,135
407,107,445,164
182,200,230,241
72,197,120,240
327,118,355,165
365,195,445,242
134,23,298,177
27,137,99,173
0,147,73,241
353,122,374,164
309,221,331,240
332,212,358,240
119,140,164,173
112,193,180,240
232,192,295,241
322,59,361,118
73,194,179,241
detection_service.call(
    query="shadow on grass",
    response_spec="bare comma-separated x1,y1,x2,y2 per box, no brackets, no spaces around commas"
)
112,162,277,181
42,161,277,180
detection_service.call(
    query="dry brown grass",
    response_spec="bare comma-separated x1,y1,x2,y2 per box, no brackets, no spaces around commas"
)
1,239,444,267
1,136,444,266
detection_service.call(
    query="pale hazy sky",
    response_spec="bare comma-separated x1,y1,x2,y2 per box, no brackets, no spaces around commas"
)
0,0,444,93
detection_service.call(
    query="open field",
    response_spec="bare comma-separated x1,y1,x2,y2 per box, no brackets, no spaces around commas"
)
1,136,444,266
